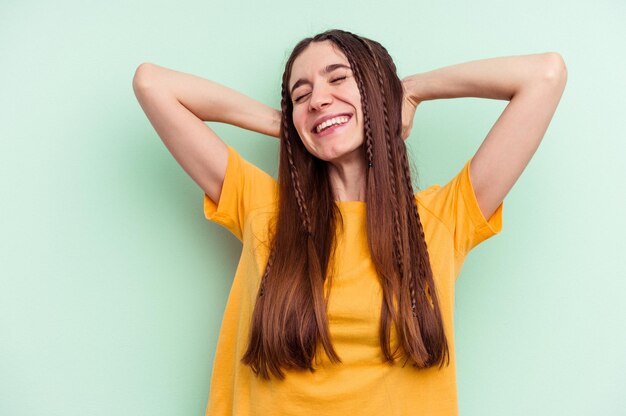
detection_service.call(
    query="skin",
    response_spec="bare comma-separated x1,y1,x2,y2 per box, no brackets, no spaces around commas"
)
288,40,368,202
289,42,568,217
135,46,567,221
402,53,567,220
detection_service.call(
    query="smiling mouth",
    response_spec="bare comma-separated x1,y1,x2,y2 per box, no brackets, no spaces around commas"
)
311,114,353,135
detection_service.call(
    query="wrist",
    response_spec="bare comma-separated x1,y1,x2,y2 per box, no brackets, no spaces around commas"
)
272,109,282,139
402,73,429,104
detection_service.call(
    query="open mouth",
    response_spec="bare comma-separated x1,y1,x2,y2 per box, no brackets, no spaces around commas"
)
312,114,352,137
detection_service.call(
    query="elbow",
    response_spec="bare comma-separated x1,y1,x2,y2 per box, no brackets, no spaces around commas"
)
542,52,568,85
132,63,156,92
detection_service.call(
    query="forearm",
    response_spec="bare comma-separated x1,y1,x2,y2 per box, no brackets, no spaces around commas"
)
402,52,564,102
134,63,282,138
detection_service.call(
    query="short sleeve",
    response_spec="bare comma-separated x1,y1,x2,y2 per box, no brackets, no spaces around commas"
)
418,157,503,257
203,144,277,241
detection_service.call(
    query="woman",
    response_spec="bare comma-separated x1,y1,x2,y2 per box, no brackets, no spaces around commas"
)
133,29,566,415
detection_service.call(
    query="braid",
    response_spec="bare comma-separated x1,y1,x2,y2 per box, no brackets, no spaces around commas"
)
358,37,408,305
358,70,375,169
285,138,312,236
401,150,449,366
400,150,438,318
357,67,375,169
400,154,425,317
280,80,313,237
258,247,275,297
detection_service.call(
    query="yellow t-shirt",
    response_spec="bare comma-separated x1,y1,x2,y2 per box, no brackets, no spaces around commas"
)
203,144,503,416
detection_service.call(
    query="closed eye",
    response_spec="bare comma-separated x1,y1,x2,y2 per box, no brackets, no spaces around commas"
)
293,76,348,103
294,93,309,103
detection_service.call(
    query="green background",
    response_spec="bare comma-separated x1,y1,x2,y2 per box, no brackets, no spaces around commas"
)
1,1,624,414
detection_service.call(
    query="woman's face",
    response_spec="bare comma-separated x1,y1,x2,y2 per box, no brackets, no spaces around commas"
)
288,40,364,165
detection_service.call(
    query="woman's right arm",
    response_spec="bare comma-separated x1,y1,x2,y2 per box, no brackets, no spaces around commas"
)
132,63,282,204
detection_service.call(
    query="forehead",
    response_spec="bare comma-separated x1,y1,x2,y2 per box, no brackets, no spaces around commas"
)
289,41,350,85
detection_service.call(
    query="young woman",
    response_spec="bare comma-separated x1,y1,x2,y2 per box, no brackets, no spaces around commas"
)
133,29,566,415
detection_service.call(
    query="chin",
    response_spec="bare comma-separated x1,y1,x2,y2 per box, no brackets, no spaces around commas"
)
297,129,364,162
320,143,365,164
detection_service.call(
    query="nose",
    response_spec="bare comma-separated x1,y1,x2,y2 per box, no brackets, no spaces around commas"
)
308,83,333,111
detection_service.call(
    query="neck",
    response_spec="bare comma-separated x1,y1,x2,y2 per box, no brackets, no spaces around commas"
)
327,148,367,202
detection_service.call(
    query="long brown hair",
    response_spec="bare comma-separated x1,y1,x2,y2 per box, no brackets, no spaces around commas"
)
241,29,449,380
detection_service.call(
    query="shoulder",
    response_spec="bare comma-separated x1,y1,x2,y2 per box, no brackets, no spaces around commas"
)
203,144,278,241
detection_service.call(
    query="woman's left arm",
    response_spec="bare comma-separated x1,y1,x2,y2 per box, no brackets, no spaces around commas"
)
402,52,568,220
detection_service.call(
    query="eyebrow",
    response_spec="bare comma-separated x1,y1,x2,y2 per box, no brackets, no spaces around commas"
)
290,63,351,96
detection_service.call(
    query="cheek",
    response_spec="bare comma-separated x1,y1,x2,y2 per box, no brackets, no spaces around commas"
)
292,112,307,136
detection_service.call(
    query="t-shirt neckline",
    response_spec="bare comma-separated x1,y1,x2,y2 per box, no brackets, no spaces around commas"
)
335,200,366,211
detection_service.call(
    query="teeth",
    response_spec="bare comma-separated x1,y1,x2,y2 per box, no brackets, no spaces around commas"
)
315,116,349,133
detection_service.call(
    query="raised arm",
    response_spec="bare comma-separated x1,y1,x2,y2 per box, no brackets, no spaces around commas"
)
402,52,567,220
132,63,282,204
